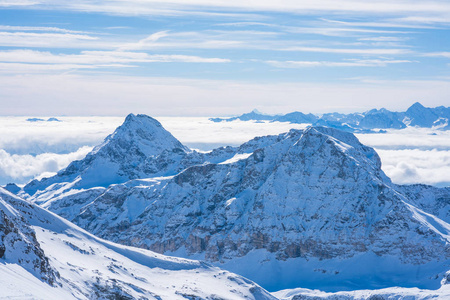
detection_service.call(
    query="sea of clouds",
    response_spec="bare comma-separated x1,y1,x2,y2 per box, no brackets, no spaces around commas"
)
0,116,448,187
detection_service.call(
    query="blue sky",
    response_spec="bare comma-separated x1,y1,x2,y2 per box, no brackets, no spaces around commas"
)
0,0,449,116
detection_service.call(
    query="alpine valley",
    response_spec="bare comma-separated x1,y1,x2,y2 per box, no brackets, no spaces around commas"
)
3,113,450,299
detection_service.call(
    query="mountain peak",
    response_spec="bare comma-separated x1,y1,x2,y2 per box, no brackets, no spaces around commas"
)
24,114,189,194
122,113,163,128
93,113,187,156
406,102,438,127
410,101,425,109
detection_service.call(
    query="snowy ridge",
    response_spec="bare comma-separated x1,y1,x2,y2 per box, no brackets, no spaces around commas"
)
0,187,276,299
22,120,450,292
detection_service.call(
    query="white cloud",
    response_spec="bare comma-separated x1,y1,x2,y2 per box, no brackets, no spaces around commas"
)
0,0,38,7
423,52,450,58
0,31,99,48
266,59,412,68
358,36,409,42
377,149,450,186
158,117,308,150
0,49,230,65
320,18,437,29
281,46,411,55
356,127,450,150
0,49,230,73
116,30,283,51
0,146,92,185
0,116,122,155
215,22,410,38
357,128,450,186
0,116,448,187
0,25,89,34
5,0,450,21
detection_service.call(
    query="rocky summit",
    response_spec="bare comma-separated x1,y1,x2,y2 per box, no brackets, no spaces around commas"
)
21,115,450,292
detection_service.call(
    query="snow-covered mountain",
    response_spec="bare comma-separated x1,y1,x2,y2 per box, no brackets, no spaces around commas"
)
358,108,406,129
0,187,275,299
23,114,189,195
21,115,450,293
210,102,450,131
23,113,239,200
210,109,276,122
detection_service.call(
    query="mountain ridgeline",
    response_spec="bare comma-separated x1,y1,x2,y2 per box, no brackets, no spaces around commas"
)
210,102,450,132
17,113,450,293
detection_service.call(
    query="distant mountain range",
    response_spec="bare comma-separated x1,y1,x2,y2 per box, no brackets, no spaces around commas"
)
12,113,450,294
210,102,450,132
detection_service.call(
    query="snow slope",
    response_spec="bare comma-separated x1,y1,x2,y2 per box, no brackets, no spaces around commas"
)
24,120,450,292
0,187,275,299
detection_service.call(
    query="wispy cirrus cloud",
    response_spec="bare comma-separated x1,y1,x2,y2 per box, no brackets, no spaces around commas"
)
0,31,101,48
266,59,413,68
281,46,412,55
0,25,89,34
423,52,450,58
0,49,230,73
319,18,437,29
0,49,230,64
358,36,410,42
118,30,283,51
4,0,450,21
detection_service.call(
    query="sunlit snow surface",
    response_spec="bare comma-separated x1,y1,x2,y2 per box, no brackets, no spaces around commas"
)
0,116,448,187
0,188,274,299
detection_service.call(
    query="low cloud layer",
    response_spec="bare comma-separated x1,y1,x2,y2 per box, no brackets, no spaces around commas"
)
158,117,307,150
0,117,448,187
0,116,122,155
0,146,92,185
377,149,450,187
